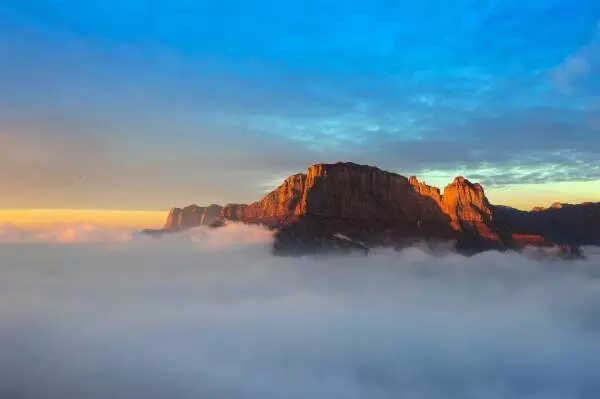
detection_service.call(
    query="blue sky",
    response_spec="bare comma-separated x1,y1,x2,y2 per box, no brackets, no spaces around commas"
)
0,0,599,209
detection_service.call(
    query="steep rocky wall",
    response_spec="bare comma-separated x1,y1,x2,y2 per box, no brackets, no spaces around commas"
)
163,204,223,230
146,162,590,255
223,162,496,234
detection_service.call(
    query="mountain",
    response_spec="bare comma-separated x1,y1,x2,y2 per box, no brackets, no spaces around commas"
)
144,162,595,256
143,204,222,235
493,202,600,247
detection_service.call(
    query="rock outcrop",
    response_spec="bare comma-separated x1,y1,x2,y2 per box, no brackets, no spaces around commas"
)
214,163,508,254
221,173,307,225
200,204,223,225
163,207,183,230
143,204,223,235
144,161,590,256
215,163,501,249
493,202,600,247
221,204,249,221
220,163,476,224
167,204,223,230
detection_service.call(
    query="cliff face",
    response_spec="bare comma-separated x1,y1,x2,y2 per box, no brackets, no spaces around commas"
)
222,173,307,224
439,176,502,246
296,163,422,222
164,208,183,230
200,204,223,225
221,204,248,221
441,177,492,224
216,162,507,253
145,161,588,256
162,204,223,231
223,162,495,232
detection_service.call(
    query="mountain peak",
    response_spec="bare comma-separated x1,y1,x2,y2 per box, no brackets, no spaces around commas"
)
448,176,483,190
160,162,495,237
145,161,596,256
305,162,389,178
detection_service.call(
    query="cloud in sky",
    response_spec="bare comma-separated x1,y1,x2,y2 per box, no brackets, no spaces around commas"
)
553,21,600,92
1,1,600,208
2,224,600,398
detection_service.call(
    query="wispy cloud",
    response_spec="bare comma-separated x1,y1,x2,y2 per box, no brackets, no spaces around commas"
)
0,222,133,244
1,1,600,207
552,21,600,93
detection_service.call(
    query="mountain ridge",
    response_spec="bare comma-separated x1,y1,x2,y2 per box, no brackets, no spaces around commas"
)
143,162,598,257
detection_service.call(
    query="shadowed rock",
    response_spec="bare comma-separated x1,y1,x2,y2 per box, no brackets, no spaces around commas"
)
494,202,600,248
143,161,590,257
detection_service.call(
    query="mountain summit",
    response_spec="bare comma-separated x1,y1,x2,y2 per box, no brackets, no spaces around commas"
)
144,162,599,256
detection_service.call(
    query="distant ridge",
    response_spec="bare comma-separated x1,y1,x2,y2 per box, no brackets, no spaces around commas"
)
144,162,599,257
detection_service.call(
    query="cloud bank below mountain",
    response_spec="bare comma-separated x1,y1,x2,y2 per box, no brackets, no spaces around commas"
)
1,224,600,398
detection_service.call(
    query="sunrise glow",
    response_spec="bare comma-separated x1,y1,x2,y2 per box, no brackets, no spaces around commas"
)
0,209,166,229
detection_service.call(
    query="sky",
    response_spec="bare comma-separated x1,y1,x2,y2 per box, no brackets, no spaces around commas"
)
1,0,600,224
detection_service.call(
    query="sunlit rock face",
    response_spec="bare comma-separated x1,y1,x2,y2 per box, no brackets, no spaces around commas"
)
212,162,508,254
146,162,591,257
163,207,183,231
222,163,492,227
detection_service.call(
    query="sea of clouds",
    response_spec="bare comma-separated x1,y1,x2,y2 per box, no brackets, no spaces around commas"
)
2,222,600,399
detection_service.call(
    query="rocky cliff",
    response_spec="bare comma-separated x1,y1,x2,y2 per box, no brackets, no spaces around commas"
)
223,163,487,226
493,202,600,247
253,163,513,253
143,204,223,235
144,162,590,256
218,162,504,250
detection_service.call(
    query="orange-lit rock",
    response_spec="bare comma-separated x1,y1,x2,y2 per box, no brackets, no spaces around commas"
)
259,163,498,239
229,173,306,224
441,177,492,224
147,161,591,256
440,176,501,243
164,207,183,230
511,234,552,248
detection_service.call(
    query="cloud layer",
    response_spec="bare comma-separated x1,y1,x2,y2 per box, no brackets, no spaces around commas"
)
0,222,134,244
2,224,600,398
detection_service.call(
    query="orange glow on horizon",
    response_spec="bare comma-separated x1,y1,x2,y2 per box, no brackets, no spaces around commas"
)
0,209,166,229
1,179,598,230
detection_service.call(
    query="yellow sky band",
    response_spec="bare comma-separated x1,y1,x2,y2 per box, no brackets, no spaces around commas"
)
0,209,167,229
0,180,598,229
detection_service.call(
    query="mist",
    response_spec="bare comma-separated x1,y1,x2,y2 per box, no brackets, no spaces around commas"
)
2,223,600,399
